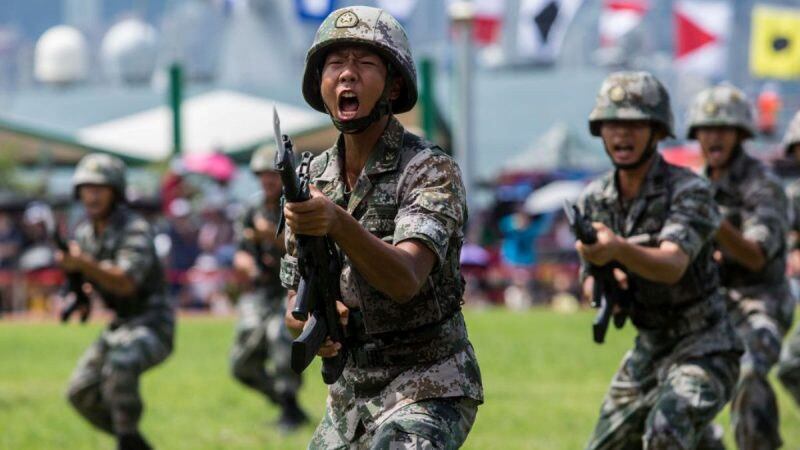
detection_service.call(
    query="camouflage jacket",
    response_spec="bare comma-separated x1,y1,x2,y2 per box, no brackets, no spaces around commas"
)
75,205,172,322
280,116,483,441
706,150,789,288
578,155,739,355
235,197,285,297
786,179,800,249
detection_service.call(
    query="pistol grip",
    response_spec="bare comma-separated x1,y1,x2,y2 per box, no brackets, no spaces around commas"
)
291,313,328,374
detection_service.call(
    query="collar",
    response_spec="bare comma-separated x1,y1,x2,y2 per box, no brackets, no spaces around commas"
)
314,116,405,182
706,148,750,191
604,153,667,204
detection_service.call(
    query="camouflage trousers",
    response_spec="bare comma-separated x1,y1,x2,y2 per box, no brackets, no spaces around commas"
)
727,291,794,450
586,346,740,450
66,311,174,436
309,397,479,450
230,289,299,403
777,322,800,407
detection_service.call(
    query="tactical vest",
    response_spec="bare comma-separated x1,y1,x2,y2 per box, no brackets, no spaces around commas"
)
77,207,164,319
310,134,467,367
713,157,787,287
604,167,722,332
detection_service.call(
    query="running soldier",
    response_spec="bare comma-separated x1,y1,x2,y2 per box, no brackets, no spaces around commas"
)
59,153,174,450
281,6,483,448
230,145,308,431
577,72,742,450
688,85,793,450
777,110,800,408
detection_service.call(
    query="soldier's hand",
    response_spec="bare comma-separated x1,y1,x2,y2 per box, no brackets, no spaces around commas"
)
55,241,84,273
315,301,349,358
285,292,304,338
789,249,800,277
581,276,594,302
284,185,340,236
253,215,278,242
612,268,629,290
575,222,621,266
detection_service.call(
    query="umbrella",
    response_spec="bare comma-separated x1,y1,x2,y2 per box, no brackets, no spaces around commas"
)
523,180,585,215
182,151,237,183
460,244,490,267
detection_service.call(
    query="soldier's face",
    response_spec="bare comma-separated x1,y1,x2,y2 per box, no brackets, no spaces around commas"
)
320,46,399,123
258,171,282,201
78,184,115,219
599,120,656,167
696,126,740,169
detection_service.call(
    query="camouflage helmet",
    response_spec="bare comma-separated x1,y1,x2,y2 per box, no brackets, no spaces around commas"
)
249,144,277,173
72,153,126,200
782,110,800,155
686,84,755,139
588,71,674,137
302,6,417,114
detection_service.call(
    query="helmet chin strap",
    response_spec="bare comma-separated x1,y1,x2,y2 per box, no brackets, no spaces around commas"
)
605,126,658,171
328,98,391,134
325,67,395,135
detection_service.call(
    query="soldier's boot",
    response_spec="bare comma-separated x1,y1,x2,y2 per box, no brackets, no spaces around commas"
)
731,371,782,450
277,393,309,433
696,424,726,450
117,432,152,450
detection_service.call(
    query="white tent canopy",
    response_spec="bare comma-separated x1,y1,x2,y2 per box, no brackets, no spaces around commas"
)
75,89,328,161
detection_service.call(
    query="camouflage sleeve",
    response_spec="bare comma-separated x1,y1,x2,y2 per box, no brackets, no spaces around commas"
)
115,218,157,287
788,182,800,249
394,151,466,268
234,206,255,252
279,226,300,290
740,175,789,260
659,175,721,261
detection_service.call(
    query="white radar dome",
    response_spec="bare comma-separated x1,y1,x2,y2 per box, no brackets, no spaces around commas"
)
101,18,158,84
34,25,89,85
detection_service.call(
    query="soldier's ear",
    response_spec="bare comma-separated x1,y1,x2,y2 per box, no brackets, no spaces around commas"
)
652,125,668,142
388,77,403,102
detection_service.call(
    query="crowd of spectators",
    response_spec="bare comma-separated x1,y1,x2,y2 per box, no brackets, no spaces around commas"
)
0,163,590,317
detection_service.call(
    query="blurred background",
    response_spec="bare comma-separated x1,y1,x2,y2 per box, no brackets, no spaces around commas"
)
2,0,800,316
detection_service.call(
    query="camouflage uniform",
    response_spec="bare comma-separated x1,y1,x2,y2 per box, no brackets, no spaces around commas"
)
281,116,483,449
230,147,301,410
65,154,174,446
283,8,483,448
582,72,742,450
689,85,793,450
777,113,800,407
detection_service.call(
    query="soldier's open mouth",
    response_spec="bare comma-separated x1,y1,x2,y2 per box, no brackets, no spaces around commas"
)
338,92,359,120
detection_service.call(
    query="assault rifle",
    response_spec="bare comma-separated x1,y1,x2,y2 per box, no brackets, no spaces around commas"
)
564,202,631,344
274,107,347,384
53,230,91,323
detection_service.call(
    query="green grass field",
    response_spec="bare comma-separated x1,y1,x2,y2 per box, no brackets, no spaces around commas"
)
1,309,798,449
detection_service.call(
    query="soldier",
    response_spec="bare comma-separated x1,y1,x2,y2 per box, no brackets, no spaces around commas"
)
230,145,308,431
687,85,793,450
577,72,742,450
58,153,174,450
776,111,800,408
280,6,483,448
